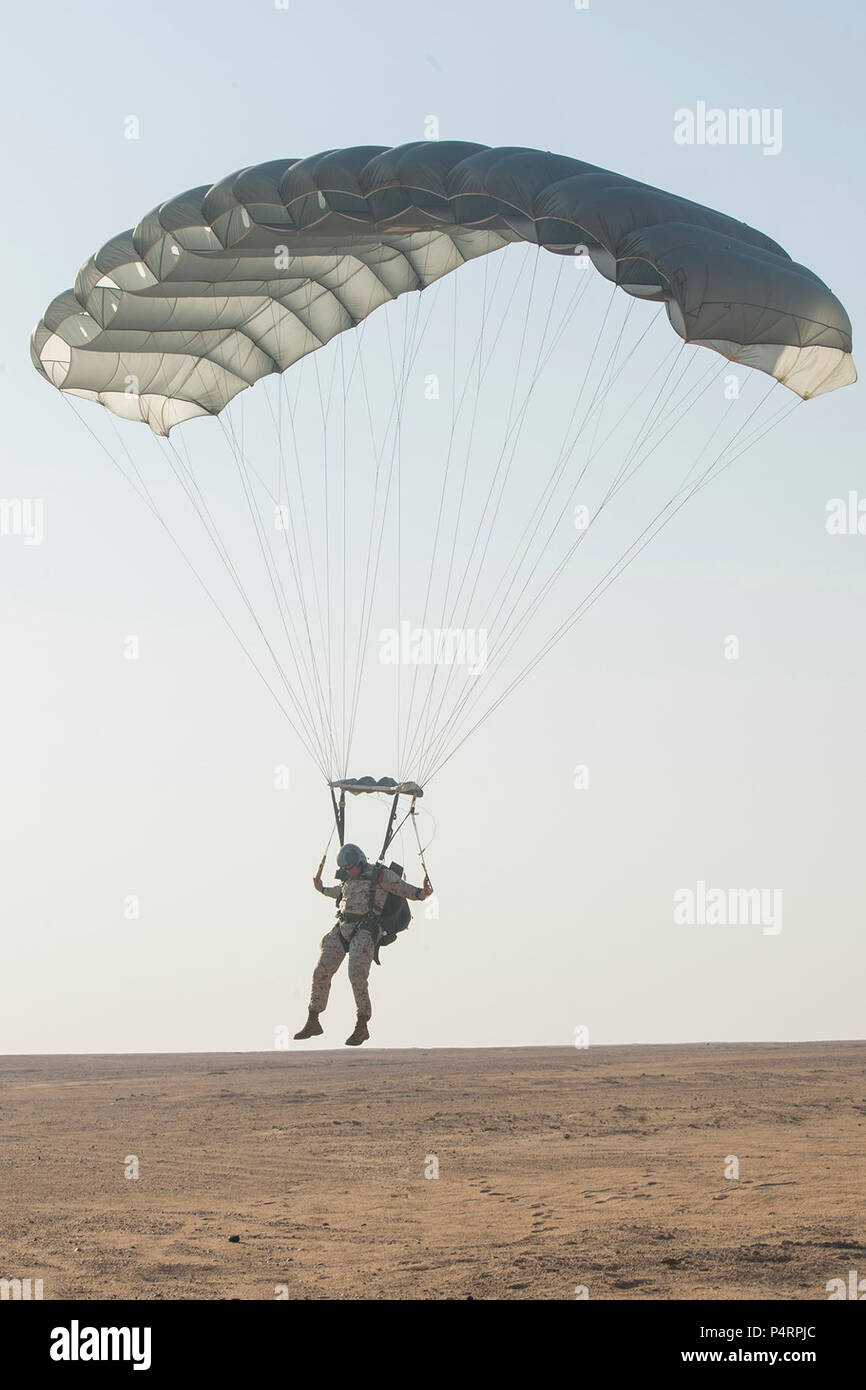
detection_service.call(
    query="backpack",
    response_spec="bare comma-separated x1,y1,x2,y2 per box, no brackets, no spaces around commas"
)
374,860,412,961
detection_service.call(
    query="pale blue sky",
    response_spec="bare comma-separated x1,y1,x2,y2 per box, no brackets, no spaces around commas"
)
1,0,863,1053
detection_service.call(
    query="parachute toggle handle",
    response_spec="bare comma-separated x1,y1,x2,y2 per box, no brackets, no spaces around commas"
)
315,816,339,880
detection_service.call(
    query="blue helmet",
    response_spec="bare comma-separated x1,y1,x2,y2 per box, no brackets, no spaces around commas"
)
337,843,367,870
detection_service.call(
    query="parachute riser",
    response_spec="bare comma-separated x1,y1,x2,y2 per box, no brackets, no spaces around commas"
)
379,791,402,861
321,784,431,889
329,786,346,847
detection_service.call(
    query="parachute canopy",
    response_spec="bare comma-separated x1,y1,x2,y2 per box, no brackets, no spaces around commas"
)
30,142,856,795
32,141,855,435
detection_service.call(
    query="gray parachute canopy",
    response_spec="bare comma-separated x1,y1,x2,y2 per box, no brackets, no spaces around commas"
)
31,141,854,433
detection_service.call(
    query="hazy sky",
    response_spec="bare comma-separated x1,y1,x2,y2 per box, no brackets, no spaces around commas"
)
2,0,863,1054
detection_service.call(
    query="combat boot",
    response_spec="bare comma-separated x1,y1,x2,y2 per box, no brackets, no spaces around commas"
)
294,1010,323,1039
345,1017,370,1046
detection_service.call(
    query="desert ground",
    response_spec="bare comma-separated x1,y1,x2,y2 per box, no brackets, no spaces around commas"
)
0,1042,863,1300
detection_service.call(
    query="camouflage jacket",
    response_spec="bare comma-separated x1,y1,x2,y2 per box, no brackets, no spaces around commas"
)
321,863,421,918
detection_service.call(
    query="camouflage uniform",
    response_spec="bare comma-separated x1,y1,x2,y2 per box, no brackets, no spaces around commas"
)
309,866,423,1021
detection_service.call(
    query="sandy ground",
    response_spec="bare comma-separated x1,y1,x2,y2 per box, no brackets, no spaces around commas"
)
0,1042,863,1300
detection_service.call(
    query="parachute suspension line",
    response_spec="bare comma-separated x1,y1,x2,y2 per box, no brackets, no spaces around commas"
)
172,426,199,490
207,321,348,778
397,252,490,773
689,388,802,500
409,252,535,719
416,348,728,783
272,294,388,778
603,342,700,488
310,288,336,775
150,425,329,773
463,307,668,671
447,252,574,635
164,422,329,771
325,282,385,776
343,283,423,774
416,348,730,783
213,413,340,774
340,330,348,768
180,350,335,767
388,297,408,777
62,396,325,774
102,406,167,511
398,244,521,776
407,275,626,781
220,395,340,771
341,237,443,773
342,323,395,770
429,337,703,744
253,270,382,778
342,297,420,769
259,364,345,767
475,374,781,719
387,284,422,777
159,421,331,773
285,355,332,657
458,257,606,639
488,353,722,667
412,273,619,769
444,268,625,642
276,353,336,737
473,277,632,622
258,267,386,776
404,248,577,777
574,295,638,496
395,265,461,774
397,254,467,773
311,280,357,768
604,350,722,504
424,376,788,784
253,309,336,751
440,247,547,631
276,347,282,508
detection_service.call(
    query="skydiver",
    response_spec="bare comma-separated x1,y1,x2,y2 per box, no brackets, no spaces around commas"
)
294,843,432,1047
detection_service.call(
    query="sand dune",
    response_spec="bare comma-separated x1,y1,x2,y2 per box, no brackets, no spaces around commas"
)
0,1042,863,1300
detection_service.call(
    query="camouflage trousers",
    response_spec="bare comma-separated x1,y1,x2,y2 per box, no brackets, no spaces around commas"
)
309,923,376,1021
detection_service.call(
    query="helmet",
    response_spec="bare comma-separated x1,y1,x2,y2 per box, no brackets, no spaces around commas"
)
337,843,367,870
